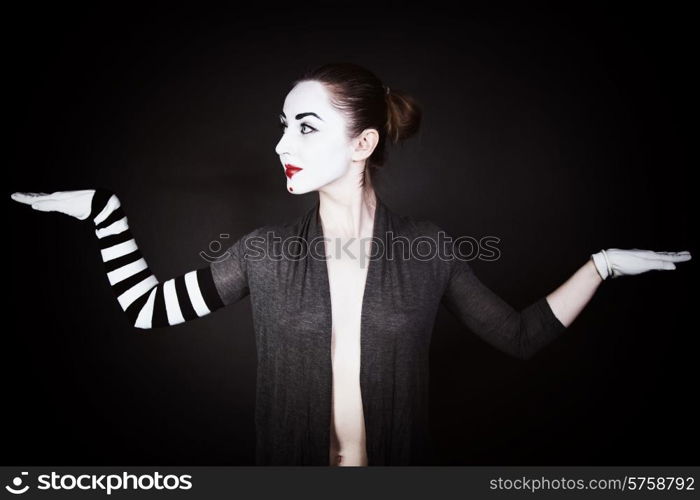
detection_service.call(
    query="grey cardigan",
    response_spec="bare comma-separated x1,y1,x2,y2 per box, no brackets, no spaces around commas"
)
209,195,567,465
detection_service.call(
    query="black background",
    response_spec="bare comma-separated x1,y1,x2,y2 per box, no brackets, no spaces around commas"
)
6,3,697,465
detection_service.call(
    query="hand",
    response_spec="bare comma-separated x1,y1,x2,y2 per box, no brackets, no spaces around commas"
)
10,190,96,221
591,248,692,280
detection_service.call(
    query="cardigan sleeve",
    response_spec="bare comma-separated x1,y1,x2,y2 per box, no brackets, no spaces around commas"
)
440,256,567,360
209,229,253,307
89,188,249,329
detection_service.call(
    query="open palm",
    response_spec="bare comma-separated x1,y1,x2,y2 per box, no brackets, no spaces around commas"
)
592,248,692,280
10,190,96,220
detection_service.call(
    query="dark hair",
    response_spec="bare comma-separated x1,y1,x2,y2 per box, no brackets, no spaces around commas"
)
289,62,422,189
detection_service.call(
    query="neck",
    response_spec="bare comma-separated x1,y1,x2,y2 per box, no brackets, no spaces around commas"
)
318,183,377,240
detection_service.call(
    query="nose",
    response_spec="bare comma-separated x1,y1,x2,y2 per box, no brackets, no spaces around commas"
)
275,132,289,157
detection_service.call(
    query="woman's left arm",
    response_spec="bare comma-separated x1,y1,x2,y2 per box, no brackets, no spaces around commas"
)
440,243,692,360
547,249,692,328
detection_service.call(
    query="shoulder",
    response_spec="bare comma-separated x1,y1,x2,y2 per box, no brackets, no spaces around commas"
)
384,208,471,278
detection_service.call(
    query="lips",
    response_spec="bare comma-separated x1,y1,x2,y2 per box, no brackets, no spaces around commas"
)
284,164,303,179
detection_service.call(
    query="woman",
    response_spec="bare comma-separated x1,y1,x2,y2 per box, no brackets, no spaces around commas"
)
10,62,692,466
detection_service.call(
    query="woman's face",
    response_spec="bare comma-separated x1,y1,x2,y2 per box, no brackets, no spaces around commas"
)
275,81,355,194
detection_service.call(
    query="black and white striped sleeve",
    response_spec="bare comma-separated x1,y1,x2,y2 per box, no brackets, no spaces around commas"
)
89,188,238,329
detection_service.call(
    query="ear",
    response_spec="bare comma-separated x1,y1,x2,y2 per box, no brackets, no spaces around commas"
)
351,128,379,162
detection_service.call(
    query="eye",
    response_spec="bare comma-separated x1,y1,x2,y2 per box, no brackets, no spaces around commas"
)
300,123,316,134
278,121,316,134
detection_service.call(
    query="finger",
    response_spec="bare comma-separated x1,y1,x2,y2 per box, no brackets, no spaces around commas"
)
648,252,692,262
652,261,677,271
11,192,52,204
10,192,32,204
628,249,661,259
31,200,65,213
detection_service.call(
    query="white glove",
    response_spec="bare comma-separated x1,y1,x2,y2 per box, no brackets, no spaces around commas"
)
10,190,96,220
591,248,692,280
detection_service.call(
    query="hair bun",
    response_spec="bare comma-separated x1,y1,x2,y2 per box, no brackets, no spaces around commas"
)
385,88,422,145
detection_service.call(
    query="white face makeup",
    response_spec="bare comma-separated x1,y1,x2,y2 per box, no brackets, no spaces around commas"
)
275,81,355,194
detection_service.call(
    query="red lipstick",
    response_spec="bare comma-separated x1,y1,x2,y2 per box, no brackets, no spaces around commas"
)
285,164,303,179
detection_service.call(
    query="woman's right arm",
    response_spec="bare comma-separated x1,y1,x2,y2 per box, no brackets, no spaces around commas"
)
12,188,252,329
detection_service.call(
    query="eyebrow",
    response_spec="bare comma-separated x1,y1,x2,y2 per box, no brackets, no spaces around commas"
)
279,112,324,121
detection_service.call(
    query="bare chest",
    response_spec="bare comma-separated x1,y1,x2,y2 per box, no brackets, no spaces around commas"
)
325,236,371,466
326,238,370,337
